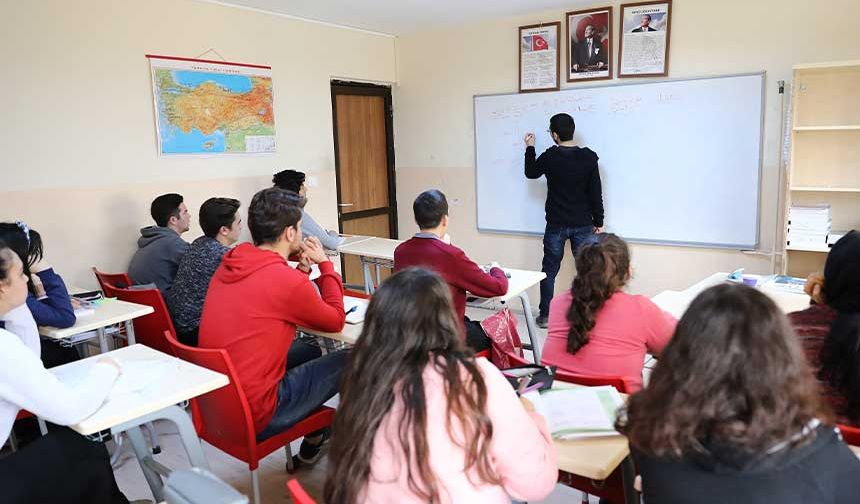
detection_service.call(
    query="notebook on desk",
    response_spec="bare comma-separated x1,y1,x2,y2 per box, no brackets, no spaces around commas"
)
526,385,624,440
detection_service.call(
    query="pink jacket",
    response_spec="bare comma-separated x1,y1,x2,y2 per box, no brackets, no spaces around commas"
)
542,291,676,391
362,358,558,503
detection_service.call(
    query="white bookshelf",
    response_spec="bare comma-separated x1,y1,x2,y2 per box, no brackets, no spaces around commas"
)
784,61,860,277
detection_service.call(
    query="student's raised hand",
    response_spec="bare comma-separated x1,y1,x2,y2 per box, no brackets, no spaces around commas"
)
302,236,329,264
524,133,536,147
804,273,825,304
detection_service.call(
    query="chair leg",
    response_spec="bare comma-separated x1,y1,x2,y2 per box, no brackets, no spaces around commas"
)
110,434,125,466
37,418,48,436
144,421,161,454
285,443,295,473
251,469,261,504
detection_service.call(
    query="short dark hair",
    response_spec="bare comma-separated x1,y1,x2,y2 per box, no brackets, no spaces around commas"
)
413,190,448,230
550,113,575,141
151,193,184,227
272,170,306,194
248,187,305,246
199,198,241,238
642,14,652,21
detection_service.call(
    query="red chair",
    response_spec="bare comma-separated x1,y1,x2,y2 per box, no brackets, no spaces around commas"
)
286,479,316,504
838,424,860,446
102,285,177,356
92,267,132,291
165,331,335,504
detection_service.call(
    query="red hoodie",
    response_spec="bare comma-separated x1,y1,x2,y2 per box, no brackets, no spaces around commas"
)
199,243,345,433
394,236,508,331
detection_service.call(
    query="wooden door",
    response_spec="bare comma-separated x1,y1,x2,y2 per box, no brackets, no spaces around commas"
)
331,82,397,288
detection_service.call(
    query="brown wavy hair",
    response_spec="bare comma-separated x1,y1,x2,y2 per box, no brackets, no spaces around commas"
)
324,268,501,503
566,233,631,353
617,283,827,457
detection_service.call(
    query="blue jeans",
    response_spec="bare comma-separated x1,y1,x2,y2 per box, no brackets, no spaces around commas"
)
539,224,597,317
257,348,348,441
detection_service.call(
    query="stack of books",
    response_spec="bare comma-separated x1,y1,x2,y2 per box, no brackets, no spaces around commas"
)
787,205,831,250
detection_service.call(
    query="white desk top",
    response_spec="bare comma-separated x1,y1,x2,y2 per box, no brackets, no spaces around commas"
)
298,297,368,345
337,236,402,260
652,272,811,318
39,299,154,339
52,344,228,435
475,268,546,304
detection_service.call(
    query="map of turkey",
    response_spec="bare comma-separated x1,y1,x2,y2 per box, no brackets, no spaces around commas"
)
153,67,276,154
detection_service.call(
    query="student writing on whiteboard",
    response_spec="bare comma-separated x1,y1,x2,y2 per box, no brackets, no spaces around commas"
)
524,113,604,328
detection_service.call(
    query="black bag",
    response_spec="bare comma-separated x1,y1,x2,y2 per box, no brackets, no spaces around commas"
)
501,364,556,395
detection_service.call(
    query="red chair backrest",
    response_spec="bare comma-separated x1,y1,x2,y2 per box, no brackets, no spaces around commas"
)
106,286,177,356
92,267,132,291
839,424,860,446
554,369,632,394
286,479,316,504
164,330,261,468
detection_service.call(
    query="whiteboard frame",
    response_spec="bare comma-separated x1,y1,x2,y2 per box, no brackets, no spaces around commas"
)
473,71,766,250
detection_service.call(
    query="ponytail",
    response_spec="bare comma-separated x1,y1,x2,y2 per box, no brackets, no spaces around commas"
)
566,234,630,354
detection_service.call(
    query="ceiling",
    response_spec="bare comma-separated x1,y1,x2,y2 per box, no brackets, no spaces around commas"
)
203,0,593,35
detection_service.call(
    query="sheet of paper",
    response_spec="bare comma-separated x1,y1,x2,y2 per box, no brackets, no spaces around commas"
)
52,359,171,396
650,290,690,318
344,297,367,325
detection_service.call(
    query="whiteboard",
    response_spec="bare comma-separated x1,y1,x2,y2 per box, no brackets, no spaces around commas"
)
474,73,764,248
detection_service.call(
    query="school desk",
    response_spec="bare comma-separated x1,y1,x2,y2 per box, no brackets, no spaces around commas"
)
651,272,811,319
52,344,228,502
299,267,548,363
39,298,154,353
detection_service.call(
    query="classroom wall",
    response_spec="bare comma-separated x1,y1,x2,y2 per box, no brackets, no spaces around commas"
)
0,0,396,288
393,0,860,297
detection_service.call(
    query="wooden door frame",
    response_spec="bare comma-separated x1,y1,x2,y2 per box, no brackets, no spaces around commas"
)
330,80,399,239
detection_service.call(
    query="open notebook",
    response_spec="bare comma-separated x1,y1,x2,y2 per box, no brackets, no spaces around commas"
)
344,297,368,325
525,385,624,439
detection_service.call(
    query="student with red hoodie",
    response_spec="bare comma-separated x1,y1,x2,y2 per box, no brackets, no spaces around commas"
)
394,189,508,351
199,187,347,467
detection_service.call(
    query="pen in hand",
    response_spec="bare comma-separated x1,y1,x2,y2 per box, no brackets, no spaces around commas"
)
345,305,358,316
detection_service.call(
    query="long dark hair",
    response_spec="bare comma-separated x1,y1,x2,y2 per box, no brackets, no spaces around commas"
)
0,222,43,293
818,230,860,420
566,233,630,353
618,283,825,458
324,268,500,503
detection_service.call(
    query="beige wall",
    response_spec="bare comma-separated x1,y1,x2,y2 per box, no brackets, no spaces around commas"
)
394,0,860,297
0,0,395,288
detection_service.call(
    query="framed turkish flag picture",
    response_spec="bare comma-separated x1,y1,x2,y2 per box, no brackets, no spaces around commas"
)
519,22,561,93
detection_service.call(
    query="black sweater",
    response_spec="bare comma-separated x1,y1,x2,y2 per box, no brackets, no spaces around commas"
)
634,424,860,504
524,145,604,228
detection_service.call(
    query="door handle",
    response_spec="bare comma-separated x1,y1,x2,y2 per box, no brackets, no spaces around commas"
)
338,203,355,207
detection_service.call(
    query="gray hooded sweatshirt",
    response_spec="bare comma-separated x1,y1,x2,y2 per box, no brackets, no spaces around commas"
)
127,226,190,295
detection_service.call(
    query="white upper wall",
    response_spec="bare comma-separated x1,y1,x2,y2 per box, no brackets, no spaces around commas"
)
1,0,397,192
205,0,598,35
